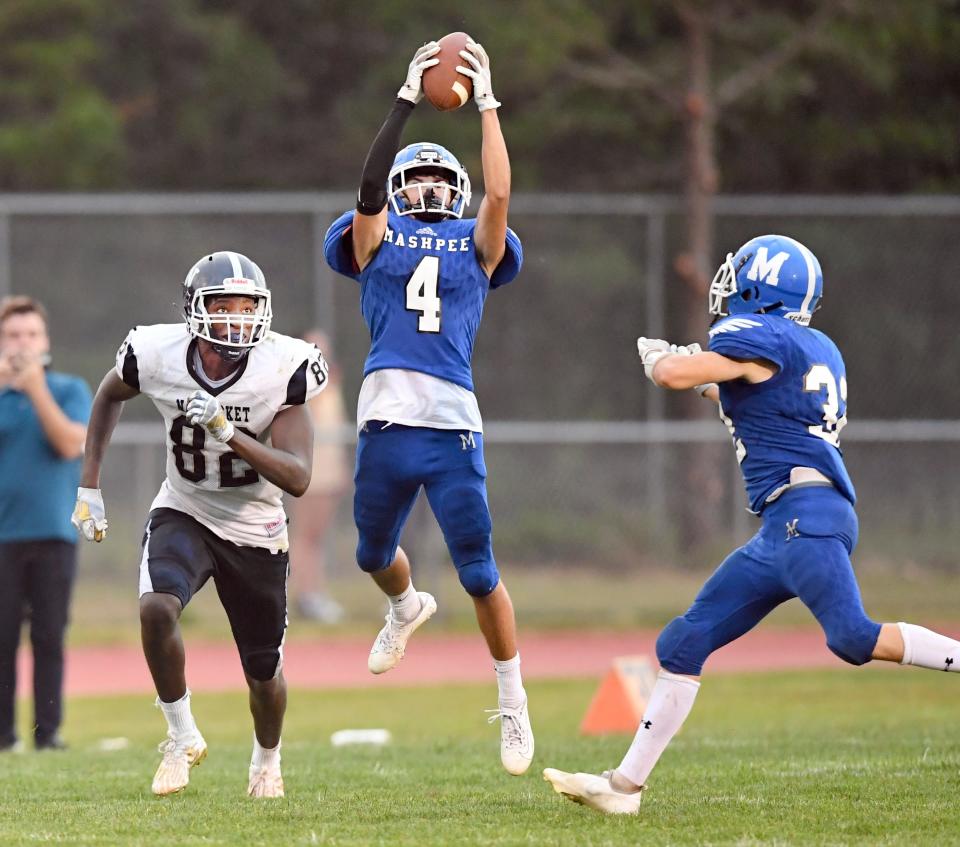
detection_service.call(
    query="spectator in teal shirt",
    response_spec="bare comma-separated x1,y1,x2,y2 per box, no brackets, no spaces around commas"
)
0,296,90,751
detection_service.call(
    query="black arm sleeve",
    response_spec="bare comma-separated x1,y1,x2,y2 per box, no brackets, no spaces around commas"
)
356,98,415,216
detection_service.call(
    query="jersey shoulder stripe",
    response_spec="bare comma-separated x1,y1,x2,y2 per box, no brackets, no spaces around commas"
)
261,332,329,407
116,324,188,393
709,314,786,368
708,317,764,336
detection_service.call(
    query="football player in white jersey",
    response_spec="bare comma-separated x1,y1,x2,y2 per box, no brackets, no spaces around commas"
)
71,251,328,798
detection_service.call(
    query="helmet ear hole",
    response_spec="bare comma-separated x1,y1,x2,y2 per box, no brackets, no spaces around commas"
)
742,286,759,302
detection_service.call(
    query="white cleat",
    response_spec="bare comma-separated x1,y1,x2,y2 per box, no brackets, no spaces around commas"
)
151,732,208,796
487,697,534,775
543,768,644,815
248,763,285,798
367,591,437,674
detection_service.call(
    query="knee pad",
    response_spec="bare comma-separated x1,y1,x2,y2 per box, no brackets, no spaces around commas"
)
355,535,396,574
241,645,282,682
457,559,500,597
449,533,499,597
656,616,710,676
825,617,880,666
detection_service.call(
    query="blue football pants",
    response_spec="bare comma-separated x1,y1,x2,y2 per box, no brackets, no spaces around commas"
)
657,486,882,675
353,422,500,597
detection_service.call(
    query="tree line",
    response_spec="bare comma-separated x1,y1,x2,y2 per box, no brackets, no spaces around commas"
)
0,0,955,194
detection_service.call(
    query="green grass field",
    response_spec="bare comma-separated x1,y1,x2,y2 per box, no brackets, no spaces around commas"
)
1,669,958,846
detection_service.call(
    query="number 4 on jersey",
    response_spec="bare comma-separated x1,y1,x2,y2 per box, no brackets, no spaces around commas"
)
406,256,441,333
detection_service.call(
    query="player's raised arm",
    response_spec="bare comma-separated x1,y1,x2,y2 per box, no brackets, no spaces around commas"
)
458,40,509,278
352,42,440,271
73,369,140,542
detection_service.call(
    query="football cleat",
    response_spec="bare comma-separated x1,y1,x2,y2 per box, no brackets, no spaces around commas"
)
542,767,644,815
151,732,208,796
486,697,534,775
247,763,285,798
367,591,437,674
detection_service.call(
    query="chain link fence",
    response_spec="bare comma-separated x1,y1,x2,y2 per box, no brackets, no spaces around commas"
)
5,193,959,627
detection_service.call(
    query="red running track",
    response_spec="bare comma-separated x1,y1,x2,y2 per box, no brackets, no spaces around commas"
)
14,627,881,698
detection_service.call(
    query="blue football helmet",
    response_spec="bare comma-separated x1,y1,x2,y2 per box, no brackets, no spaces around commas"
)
709,234,823,326
387,142,471,219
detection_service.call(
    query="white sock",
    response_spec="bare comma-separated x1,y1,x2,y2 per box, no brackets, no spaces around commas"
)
616,669,700,787
157,689,198,738
251,733,281,770
494,653,525,709
898,622,960,671
389,584,421,623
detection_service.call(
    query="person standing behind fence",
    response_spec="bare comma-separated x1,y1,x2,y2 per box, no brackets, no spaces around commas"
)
0,296,90,752
288,329,351,624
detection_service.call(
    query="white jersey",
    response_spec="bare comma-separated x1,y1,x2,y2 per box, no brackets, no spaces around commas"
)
116,323,328,551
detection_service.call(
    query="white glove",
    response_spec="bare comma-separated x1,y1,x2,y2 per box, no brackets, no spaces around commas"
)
693,382,718,397
397,41,441,104
72,487,108,542
637,337,675,381
457,40,500,112
185,389,235,443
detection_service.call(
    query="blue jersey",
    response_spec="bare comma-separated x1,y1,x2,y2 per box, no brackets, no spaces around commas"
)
324,211,522,391
708,313,855,512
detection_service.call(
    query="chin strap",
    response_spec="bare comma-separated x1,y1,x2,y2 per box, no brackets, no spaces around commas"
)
755,301,785,316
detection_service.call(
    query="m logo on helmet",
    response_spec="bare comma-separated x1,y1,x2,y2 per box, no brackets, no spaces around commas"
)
746,248,790,287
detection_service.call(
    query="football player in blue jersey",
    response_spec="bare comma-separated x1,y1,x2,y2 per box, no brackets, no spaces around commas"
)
544,234,960,814
323,39,532,775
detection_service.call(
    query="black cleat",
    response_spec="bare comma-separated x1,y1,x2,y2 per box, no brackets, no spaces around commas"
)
0,736,20,753
35,734,68,751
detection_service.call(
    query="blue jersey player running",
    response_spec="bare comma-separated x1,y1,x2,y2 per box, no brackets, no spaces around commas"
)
324,39,532,775
545,234,960,814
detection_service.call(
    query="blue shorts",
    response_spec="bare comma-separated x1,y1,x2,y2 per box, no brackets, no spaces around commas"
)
657,485,882,674
353,422,499,596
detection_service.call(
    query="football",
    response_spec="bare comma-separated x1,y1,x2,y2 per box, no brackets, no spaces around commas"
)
422,31,474,111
